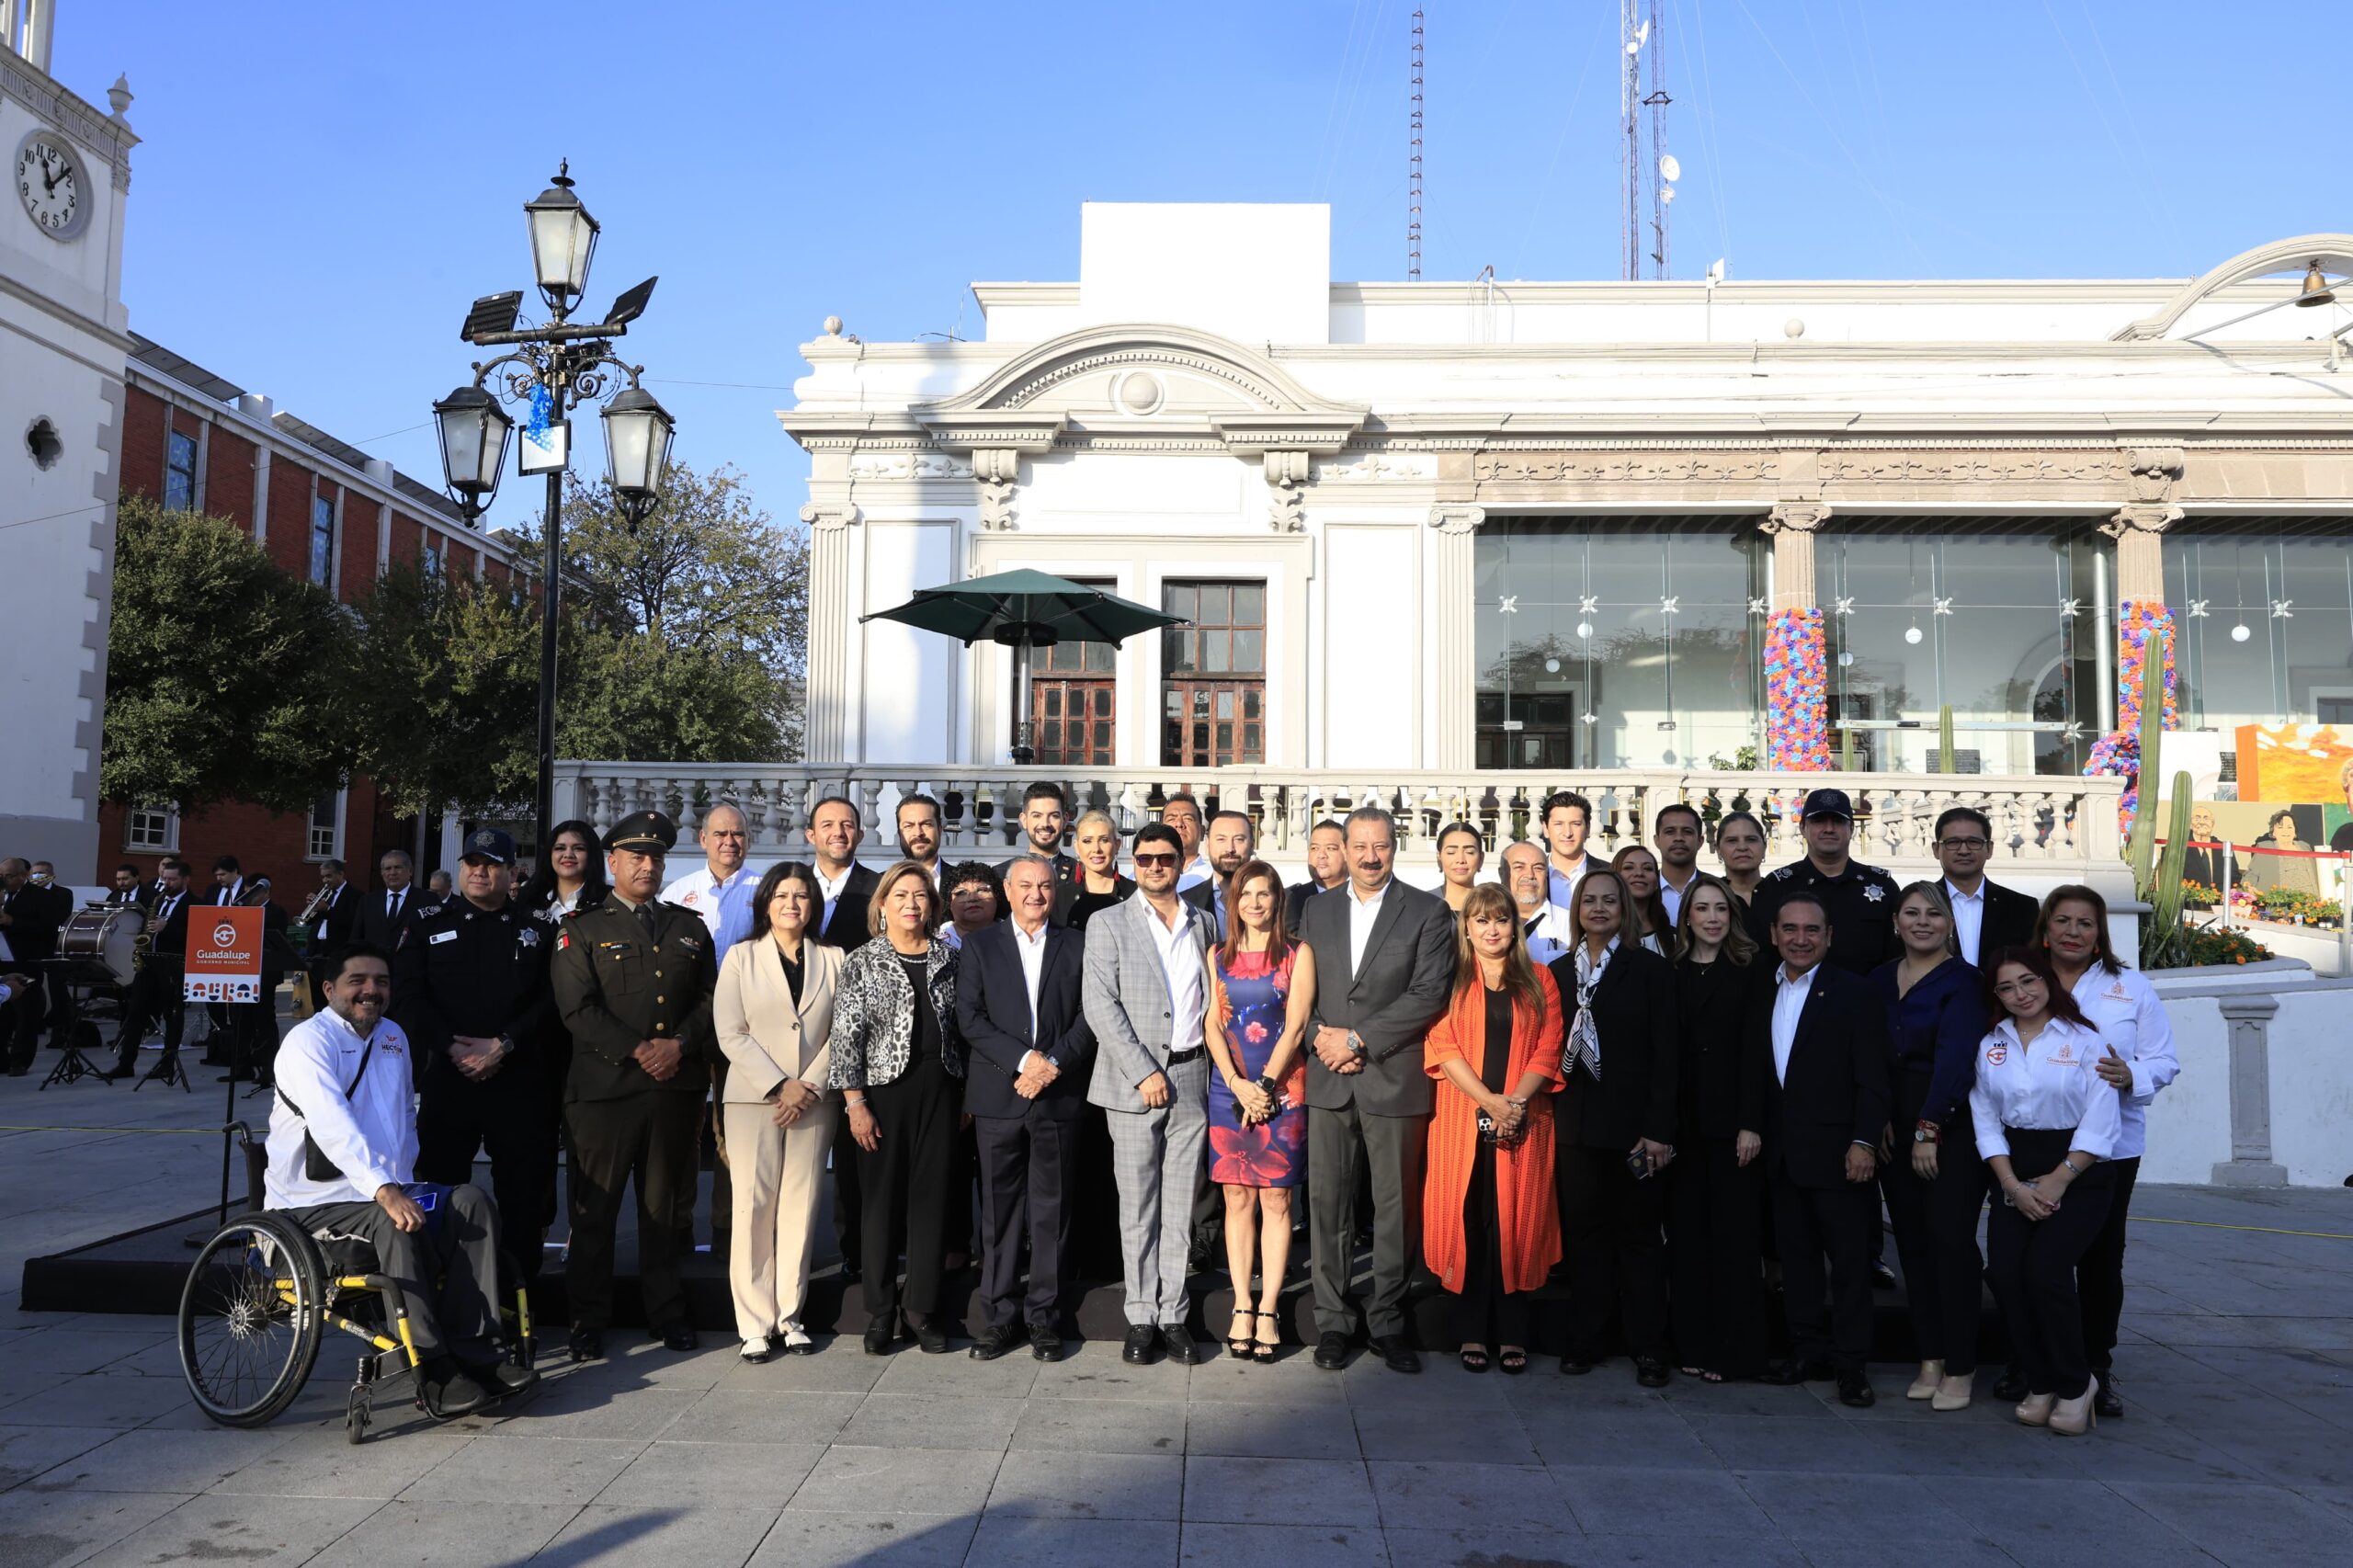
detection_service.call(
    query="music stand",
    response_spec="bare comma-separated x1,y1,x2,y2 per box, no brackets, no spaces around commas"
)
35,959,127,1088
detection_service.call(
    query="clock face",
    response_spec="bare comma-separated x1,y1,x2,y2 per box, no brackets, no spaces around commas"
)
15,134,84,240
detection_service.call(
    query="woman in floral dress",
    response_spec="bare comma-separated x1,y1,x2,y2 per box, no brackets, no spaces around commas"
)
1203,859,1317,1362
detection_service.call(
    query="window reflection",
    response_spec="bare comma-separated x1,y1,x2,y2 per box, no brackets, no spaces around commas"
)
1472,520,1766,768
2165,528,2353,733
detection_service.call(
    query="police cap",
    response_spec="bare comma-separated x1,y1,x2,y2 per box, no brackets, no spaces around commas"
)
460,826,516,866
605,811,677,856
1801,787,1855,822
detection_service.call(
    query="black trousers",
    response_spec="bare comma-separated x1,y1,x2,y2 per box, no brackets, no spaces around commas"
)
1881,1075,1991,1373
1985,1129,2114,1399
564,1091,701,1332
290,1184,503,1362
1771,1173,1875,1372
1071,1107,1124,1281
417,1067,556,1282
4,976,51,1070
1557,1142,1668,1361
974,1108,1078,1329
1451,1139,1529,1348
2078,1153,2140,1375
111,961,186,1071
1665,1137,1769,1378
855,1056,961,1324
831,1114,864,1274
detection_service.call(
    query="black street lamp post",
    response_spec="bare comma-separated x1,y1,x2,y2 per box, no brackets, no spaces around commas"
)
432,163,676,854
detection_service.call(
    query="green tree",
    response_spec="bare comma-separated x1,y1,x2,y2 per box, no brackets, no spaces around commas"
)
522,460,807,762
349,562,540,818
100,494,358,814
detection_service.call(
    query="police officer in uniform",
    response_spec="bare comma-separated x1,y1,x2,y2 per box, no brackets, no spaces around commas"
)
392,828,558,1280
1752,790,1903,977
549,811,718,1360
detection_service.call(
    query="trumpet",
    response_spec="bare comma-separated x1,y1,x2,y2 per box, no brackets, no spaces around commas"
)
294,883,335,925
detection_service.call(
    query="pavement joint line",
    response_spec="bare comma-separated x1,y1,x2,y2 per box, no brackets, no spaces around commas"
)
0,1124,239,1136
2131,1216,2353,1242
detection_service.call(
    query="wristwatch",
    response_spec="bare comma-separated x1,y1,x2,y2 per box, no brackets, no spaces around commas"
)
1346,1030,1366,1058
1913,1122,1939,1145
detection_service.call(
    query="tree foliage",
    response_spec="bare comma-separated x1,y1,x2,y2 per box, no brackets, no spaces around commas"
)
101,494,358,813
349,563,540,818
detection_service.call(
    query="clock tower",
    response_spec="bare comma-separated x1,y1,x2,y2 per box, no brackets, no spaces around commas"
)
0,1,136,878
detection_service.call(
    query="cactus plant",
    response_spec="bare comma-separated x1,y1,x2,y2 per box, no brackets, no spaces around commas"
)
2125,627,2167,888
2140,772,2195,968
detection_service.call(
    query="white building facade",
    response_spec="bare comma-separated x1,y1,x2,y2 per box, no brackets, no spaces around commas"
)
0,6,134,873
779,205,2353,795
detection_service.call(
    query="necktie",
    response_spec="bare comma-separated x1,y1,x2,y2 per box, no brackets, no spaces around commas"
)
636,903,658,941
388,891,402,923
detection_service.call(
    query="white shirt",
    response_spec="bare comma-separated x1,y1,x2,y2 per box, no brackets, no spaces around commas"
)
1520,903,1572,967
382,887,410,925
1771,962,1819,1085
1968,1016,2122,1162
814,862,856,935
1009,916,1052,1071
661,863,763,960
1146,899,1207,1070
1660,869,1698,926
1942,878,1987,966
313,883,343,940
265,1007,418,1209
2068,963,2178,1161
1346,877,1392,978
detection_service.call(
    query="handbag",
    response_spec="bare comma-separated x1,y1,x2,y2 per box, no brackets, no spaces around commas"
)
276,1034,377,1182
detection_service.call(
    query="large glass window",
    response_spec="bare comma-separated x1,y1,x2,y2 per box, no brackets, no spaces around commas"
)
1817,522,2110,777
1473,519,1765,768
309,495,335,587
164,432,197,511
1163,580,1266,766
2165,526,2353,735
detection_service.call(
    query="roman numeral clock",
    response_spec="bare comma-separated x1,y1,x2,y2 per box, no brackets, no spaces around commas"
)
15,130,86,239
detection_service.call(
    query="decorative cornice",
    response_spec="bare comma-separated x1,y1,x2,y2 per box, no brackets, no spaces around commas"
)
1474,451,1781,484
919,322,1370,424
0,54,138,188
846,450,975,481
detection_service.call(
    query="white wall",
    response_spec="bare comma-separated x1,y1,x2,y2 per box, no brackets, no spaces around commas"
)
1322,525,1419,767
2142,975,2353,1187
1077,203,1330,347
858,520,959,763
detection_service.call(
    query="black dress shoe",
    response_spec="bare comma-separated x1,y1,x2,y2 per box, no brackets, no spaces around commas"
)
420,1366,493,1418
1313,1332,1348,1370
1837,1371,1877,1408
970,1323,1024,1361
1029,1321,1063,1362
654,1323,699,1352
912,1317,950,1355
1560,1356,1598,1376
1634,1357,1671,1388
862,1316,896,1356
2093,1374,2124,1419
1991,1366,2029,1402
1122,1324,1158,1365
1370,1335,1421,1374
1760,1358,1829,1386
1160,1324,1202,1366
97,1067,135,1083
465,1358,538,1397
566,1326,604,1363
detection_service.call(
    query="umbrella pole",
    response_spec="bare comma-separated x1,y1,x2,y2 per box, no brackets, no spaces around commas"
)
1010,637,1037,766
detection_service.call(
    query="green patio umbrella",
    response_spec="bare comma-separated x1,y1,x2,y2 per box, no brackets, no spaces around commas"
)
861,568,1188,763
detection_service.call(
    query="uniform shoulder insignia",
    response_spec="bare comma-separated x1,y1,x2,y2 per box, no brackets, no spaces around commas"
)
415,902,445,919
1768,867,1793,882
556,928,571,950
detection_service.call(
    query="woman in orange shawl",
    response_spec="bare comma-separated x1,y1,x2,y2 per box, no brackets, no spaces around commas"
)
1424,882,1565,1373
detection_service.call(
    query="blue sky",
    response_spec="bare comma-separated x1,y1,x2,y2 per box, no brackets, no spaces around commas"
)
62,1,2345,539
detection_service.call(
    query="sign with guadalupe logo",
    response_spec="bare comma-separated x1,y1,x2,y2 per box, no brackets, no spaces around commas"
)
186,907,264,1003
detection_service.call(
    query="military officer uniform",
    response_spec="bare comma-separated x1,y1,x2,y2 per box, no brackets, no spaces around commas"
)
549,812,718,1354
391,828,558,1280
1750,790,1904,976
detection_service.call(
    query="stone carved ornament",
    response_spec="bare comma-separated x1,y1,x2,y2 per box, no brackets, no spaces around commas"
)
1472,453,1783,484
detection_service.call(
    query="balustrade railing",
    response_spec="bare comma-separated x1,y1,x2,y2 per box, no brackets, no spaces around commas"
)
553,763,2125,878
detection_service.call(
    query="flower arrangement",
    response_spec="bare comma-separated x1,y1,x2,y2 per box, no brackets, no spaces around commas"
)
2179,880,2221,910
1764,608,1829,771
2247,887,2344,928
2178,925,2271,966
2085,601,2177,833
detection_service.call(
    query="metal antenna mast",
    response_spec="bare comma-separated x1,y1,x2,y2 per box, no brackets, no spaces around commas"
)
1408,6,1425,278
1620,0,1673,278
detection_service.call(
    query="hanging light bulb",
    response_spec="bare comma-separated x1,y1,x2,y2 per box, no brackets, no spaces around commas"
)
1837,651,1856,667
1544,657,1562,674
2231,622,2253,642
1576,621,1594,640
1904,625,1924,645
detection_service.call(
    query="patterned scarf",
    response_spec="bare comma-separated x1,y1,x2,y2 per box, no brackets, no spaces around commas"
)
1568,936,1619,1081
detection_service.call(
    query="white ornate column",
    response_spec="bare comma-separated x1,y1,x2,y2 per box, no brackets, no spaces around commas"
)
799,499,859,764
1429,505,1485,768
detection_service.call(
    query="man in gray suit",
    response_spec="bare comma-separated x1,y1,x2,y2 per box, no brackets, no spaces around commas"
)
1298,806,1456,1373
1082,822,1219,1367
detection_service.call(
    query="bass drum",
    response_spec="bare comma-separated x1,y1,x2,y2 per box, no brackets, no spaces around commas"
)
58,903,147,986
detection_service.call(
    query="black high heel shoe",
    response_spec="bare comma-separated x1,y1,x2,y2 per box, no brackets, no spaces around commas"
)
1253,1311,1279,1364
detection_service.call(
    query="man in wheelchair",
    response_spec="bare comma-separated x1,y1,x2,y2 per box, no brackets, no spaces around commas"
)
267,942,535,1415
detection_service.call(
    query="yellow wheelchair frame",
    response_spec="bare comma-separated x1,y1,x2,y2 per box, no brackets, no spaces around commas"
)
177,1207,535,1443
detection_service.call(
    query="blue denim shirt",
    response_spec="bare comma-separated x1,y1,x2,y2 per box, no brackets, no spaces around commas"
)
1873,955,1990,1128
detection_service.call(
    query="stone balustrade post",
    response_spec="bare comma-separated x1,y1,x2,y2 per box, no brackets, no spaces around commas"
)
2212,992,2289,1187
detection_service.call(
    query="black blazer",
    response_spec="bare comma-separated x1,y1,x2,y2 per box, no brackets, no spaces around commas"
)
1742,962,1891,1190
307,884,362,951
953,919,1094,1121
1972,878,2040,966
1181,879,1222,934
1282,881,1338,933
2,883,66,962
1674,954,1768,1143
1548,943,1679,1150
352,887,421,952
143,889,194,960
816,863,881,951
1051,873,1133,928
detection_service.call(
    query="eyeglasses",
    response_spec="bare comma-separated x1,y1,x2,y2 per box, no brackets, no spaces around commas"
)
1938,837,1990,851
1132,852,1178,869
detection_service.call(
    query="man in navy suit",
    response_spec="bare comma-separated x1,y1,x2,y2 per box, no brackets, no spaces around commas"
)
955,853,1096,1362
1744,890,1891,1407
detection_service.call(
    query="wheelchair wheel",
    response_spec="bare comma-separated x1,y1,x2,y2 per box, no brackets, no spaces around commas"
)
178,1210,325,1427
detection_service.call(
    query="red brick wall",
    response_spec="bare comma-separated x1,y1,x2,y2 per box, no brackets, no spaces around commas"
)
264,466,313,578
389,511,424,572
204,426,256,528
337,489,376,605
121,385,167,501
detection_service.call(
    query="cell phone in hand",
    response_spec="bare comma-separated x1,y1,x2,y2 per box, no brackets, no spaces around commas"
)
1626,1148,1654,1179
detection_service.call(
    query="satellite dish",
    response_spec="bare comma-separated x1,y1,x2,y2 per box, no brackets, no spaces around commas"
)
1661,186,1677,203
1659,153,1682,182
1632,20,1650,46
1707,258,1726,283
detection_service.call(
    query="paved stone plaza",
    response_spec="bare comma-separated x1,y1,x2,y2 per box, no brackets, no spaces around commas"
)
1,1072,2348,1567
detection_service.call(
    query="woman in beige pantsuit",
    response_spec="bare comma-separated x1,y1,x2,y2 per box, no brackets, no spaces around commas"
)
715,862,844,1361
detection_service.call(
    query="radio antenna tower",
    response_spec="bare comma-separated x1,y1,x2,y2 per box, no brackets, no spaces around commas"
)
1620,0,1674,278
1407,7,1425,279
